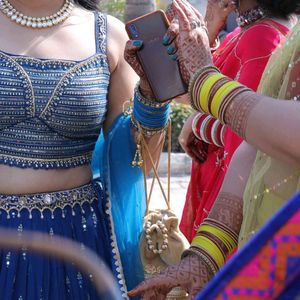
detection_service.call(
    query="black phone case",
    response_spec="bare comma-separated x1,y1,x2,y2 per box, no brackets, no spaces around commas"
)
126,10,187,102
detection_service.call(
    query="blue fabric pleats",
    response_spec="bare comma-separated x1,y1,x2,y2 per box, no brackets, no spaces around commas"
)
0,182,113,300
92,114,146,295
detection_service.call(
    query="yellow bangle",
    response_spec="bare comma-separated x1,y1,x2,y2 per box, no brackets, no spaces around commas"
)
199,73,224,113
199,225,236,250
191,235,225,268
197,229,232,253
210,81,241,118
198,225,236,252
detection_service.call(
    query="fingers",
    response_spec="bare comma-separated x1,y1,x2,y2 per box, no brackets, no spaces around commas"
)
176,0,197,20
188,139,208,163
166,41,178,61
163,18,179,46
128,274,177,298
177,0,203,20
179,132,207,163
127,277,164,298
167,42,177,55
127,281,146,298
124,40,144,78
165,2,176,22
172,0,191,31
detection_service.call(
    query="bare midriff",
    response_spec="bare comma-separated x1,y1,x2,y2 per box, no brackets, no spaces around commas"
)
0,165,92,194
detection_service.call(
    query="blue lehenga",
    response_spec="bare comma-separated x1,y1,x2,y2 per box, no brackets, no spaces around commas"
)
0,182,112,300
0,11,145,300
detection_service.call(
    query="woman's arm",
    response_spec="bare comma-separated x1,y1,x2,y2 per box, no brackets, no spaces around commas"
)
228,92,300,166
169,1,300,166
105,16,165,173
208,141,257,232
128,141,257,298
104,15,138,132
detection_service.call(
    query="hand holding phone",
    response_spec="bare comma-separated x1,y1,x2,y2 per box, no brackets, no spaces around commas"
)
126,10,187,103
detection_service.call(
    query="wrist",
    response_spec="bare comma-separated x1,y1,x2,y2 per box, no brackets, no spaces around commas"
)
223,90,259,139
188,68,251,127
181,247,219,275
131,83,171,137
139,79,155,100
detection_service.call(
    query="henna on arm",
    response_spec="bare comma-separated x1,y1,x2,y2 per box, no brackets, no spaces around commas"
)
207,141,258,236
224,91,260,139
208,192,243,235
128,254,213,298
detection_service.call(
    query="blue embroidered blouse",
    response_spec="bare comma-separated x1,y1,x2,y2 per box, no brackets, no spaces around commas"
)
0,12,109,169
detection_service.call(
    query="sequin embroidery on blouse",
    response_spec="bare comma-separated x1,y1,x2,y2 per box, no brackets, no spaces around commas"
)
0,12,109,169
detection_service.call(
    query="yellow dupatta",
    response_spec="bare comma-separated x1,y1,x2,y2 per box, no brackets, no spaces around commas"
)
239,22,300,247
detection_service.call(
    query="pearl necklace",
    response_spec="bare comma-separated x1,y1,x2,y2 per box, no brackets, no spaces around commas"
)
0,0,74,28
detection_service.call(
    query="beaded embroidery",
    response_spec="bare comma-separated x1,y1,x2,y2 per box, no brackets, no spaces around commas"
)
0,182,97,219
0,12,110,169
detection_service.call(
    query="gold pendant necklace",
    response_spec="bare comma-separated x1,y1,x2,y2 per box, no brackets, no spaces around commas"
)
0,0,74,28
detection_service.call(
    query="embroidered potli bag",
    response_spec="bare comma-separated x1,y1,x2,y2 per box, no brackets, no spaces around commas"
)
137,122,190,300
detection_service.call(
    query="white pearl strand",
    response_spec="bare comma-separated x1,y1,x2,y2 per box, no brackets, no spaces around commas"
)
0,0,74,28
145,220,169,254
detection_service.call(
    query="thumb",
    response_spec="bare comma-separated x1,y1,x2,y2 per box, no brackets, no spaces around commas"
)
124,40,145,78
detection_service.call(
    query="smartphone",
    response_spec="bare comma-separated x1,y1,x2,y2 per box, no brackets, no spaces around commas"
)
126,10,187,102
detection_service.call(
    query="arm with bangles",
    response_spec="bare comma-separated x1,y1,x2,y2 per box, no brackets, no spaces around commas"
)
182,21,286,161
170,0,300,166
224,87,300,166
105,16,166,174
127,140,257,299
204,141,257,240
189,62,300,167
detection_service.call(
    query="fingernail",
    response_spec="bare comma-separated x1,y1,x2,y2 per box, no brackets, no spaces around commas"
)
167,46,176,55
163,36,171,45
133,40,143,47
171,54,178,61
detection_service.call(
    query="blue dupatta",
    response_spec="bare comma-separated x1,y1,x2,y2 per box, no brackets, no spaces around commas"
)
92,114,145,296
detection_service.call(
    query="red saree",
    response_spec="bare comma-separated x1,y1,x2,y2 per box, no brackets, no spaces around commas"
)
180,19,289,242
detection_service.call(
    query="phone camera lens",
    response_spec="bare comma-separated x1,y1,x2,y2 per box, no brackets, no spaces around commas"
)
129,24,139,38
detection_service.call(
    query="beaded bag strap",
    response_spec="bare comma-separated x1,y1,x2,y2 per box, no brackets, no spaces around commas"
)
94,11,108,55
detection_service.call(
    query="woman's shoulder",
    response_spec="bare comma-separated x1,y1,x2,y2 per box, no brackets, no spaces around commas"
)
237,20,288,60
104,14,128,72
239,19,288,45
106,14,127,41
